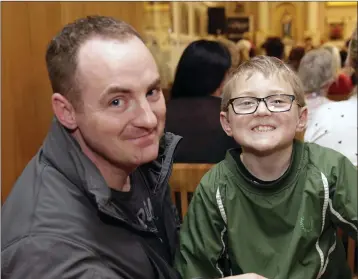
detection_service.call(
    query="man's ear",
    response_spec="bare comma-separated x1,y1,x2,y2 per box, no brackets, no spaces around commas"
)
296,106,308,132
220,111,233,137
52,93,78,130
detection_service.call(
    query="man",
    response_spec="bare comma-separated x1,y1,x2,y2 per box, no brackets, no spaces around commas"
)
1,16,182,279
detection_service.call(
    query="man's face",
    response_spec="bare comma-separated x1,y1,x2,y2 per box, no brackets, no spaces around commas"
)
74,36,166,170
221,72,306,155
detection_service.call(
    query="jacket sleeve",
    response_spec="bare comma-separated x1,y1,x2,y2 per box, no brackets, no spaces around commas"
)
175,177,227,279
1,235,122,279
329,155,358,241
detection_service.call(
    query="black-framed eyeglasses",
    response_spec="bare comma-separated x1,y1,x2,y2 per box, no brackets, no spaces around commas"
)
226,94,300,115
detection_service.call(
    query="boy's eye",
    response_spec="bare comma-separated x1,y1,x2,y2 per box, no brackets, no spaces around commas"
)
237,100,256,106
243,101,255,106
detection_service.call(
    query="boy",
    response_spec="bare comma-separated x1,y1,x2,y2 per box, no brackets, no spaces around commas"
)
175,56,357,279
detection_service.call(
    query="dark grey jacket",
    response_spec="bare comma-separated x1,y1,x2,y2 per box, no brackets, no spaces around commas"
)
1,119,182,279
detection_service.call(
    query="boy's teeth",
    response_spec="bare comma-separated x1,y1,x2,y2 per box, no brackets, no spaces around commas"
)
253,126,274,132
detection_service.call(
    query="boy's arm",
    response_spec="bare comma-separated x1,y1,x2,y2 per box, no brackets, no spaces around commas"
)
329,156,357,241
175,181,228,279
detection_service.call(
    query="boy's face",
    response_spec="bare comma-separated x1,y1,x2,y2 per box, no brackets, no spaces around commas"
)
220,72,307,155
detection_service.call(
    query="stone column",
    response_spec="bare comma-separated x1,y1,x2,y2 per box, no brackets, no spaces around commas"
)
153,2,161,31
171,2,180,35
188,4,195,37
306,2,320,45
256,1,269,48
258,1,269,34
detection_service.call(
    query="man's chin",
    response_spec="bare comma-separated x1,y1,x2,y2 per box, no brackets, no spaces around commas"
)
132,143,160,165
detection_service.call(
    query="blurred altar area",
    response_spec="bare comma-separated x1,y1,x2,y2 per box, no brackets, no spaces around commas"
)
143,1,357,93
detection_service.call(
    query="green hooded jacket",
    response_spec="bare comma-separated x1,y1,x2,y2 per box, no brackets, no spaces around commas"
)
175,141,357,279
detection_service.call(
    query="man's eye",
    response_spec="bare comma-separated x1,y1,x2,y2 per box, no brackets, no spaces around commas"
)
147,90,155,97
147,88,161,98
110,99,121,107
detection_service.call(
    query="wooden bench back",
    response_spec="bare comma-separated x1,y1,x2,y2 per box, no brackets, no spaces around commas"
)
169,163,213,219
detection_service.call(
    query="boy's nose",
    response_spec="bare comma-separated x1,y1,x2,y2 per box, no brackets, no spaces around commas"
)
254,100,271,116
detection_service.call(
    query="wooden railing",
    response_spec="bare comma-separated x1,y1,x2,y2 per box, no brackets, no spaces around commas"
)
169,163,213,219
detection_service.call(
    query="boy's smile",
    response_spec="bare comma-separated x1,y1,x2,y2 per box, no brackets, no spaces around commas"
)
252,125,276,132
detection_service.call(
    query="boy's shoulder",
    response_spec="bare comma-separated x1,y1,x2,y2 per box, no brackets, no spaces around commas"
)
304,141,349,162
197,157,233,192
197,149,242,196
303,141,353,174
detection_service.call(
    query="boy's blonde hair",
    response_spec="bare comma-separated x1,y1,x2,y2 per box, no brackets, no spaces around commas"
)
221,55,306,111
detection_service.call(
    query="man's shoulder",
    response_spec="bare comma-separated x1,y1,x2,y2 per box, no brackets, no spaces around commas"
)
2,151,87,246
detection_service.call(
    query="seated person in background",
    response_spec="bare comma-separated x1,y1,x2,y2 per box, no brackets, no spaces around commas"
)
305,26,358,167
237,39,251,64
166,40,237,163
297,48,335,126
304,36,315,51
339,39,350,68
324,44,354,96
217,36,241,71
175,55,357,279
261,36,285,60
287,46,305,72
237,32,255,60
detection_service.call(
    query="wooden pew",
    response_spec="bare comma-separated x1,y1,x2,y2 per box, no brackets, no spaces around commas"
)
169,163,213,219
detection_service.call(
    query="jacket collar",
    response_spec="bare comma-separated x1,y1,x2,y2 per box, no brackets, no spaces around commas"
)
224,140,305,194
42,118,182,214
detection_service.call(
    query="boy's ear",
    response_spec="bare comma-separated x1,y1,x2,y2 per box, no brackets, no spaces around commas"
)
220,111,233,137
296,106,308,132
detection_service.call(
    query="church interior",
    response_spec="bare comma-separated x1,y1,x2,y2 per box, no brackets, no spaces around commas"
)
1,1,358,277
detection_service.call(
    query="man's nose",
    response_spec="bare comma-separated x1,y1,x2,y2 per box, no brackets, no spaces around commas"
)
133,100,158,129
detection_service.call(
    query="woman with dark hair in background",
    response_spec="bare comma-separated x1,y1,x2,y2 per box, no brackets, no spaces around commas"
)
166,40,237,163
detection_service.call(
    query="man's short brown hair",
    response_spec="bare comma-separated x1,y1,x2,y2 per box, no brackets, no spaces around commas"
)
46,15,142,108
